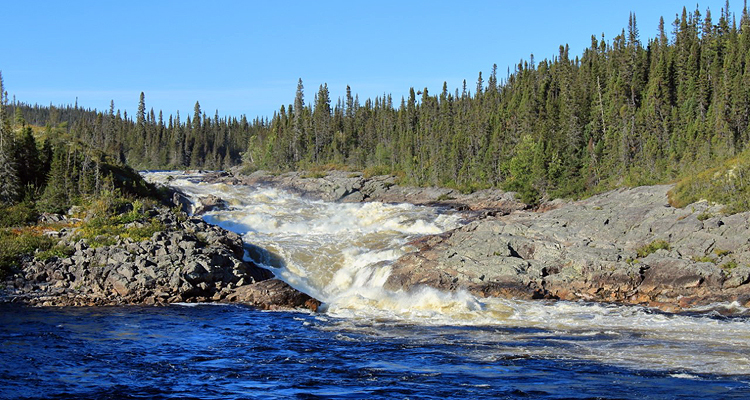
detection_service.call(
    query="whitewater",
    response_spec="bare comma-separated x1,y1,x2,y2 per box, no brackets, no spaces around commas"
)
143,171,750,379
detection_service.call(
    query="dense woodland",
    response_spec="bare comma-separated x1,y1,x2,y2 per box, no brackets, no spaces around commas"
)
245,4,750,203
0,2,749,211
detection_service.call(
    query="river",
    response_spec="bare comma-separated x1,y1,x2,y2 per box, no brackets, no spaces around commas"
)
1,171,749,399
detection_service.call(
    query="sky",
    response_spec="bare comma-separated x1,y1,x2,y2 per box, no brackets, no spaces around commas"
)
1,0,734,121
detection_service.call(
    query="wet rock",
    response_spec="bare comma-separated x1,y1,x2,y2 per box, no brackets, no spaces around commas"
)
230,169,526,212
193,194,228,215
225,279,320,311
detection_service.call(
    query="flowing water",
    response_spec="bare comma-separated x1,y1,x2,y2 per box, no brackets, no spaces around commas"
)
1,171,749,399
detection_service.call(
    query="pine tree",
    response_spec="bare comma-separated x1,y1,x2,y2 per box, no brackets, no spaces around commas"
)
14,126,42,189
38,146,70,213
0,72,20,205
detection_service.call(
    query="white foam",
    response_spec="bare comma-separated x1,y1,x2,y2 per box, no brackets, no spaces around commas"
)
146,171,750,377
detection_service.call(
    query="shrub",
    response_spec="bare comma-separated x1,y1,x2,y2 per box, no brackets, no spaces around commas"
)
363,165,392,178
0,228,55,279
668,149,750,214
0,202,39,228
36,244,74,261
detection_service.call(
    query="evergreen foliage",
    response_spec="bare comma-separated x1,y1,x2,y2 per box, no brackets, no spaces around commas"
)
0,72,21,205
1,2,749,213
239,3,750,207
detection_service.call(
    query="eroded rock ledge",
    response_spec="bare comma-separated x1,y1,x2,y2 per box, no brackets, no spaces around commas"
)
207,169,750,312
211,169,527,214
2,208,320,311
385,185,750,312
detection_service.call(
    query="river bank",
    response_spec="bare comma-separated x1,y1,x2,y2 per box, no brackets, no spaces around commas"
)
7,168,749,314
223,168,750,313
1,205,319,311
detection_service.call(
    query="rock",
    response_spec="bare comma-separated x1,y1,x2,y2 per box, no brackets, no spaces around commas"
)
193,194,228,215
171,190,193,214
183,261,209,284
107,273,131,296
386,184,750,312
225,279,320,311
725,266,750,288
5,205,320,310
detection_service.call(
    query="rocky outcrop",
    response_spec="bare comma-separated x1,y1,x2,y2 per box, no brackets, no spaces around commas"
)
192,194,228,215
385,185,750,312
227,169,527,213
225,279,320,311
2,208,320,311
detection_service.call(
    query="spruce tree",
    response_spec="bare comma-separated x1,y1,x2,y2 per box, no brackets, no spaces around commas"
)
0,72,20,205
38,146,69,214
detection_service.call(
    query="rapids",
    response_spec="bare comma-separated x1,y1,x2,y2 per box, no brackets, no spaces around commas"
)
144,171,750,379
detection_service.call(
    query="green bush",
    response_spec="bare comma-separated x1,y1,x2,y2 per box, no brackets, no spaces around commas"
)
0,202,39,228
0,228,55,279
363,165,392,178
77,197,164,247
36,244,74,261
122,220,164,242
668,149,750,214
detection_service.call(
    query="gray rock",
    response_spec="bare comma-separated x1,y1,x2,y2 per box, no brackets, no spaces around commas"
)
224,279,320,311
6,205,318,309
386,184,750,312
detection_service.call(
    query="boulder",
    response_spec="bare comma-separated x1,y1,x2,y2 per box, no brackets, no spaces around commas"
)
193,194,228,215
225,279,320,311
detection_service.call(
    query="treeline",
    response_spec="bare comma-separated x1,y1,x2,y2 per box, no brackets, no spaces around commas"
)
245,3,750,203
0,87,260,211
0,73,158,217
10,94,256,171
2,2,749,208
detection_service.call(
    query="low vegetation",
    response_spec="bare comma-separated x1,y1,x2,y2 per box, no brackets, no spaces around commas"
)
0,228,56,279
668,149,750,214
636,240,671,258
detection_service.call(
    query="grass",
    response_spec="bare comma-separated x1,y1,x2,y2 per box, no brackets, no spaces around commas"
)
714,248,731,257
720,261,739,271
692,255,716,264
697,211,713,221
0,227,56,279
668,148,750,214
636,240,671,258
436,193,456,202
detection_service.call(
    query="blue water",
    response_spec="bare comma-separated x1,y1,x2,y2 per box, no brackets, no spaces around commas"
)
1,303,748,400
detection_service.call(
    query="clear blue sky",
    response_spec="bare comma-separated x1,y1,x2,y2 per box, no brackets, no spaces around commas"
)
1,0,733,120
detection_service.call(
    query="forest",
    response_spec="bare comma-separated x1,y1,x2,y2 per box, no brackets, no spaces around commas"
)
243,4,750,205
0,2,749,213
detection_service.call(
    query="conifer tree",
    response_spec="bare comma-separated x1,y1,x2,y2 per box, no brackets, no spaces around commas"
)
0,72,20,205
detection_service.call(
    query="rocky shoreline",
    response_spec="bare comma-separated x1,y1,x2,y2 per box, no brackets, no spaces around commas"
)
1,206,320,311
211,169,528,214
219,169,750,313
384,185,750,312
7,168,750,314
